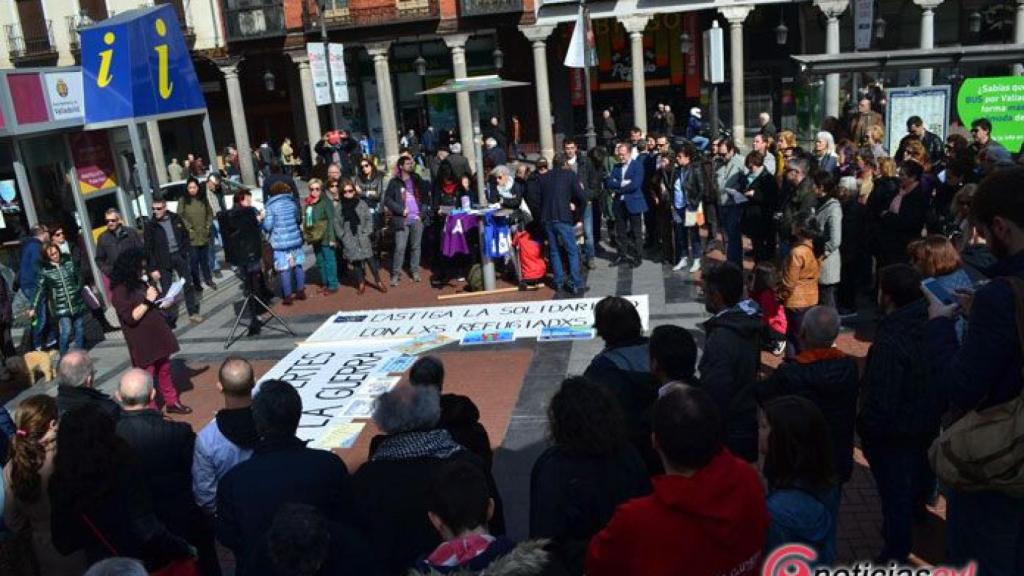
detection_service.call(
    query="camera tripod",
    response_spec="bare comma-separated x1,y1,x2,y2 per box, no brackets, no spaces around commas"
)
224,268,295,349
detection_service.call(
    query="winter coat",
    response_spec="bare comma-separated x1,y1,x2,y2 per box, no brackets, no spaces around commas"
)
605,160,647,215
308,193,338,246
413,539,563,576
56,385,120,419
192,407,258,514
248,518,377,576
765,488,836,565
868,182,927,268
216,436,356,576
335,198,374,262
112,283,179,368
530,445,651,574
858,299,940,450
669,162,705,212
757,348,860,483
513,231,545,281
927,253,1024,417
740,169,778,239
368,393,493,469
50,455,194,570
354,432,505,575
698,301,763,462
714,153,747,207
586,451,769,576
143,212,192,273
813,197,842,285
584,339,661,471
262,193,303,251
178,196,214,247
839,197,867,264
539,169,584,224
32,256,83,317
115,409,200,539
357,173,386,209
17,236,43,296
95,226,143,277
780,240,820,309
384,173,431,231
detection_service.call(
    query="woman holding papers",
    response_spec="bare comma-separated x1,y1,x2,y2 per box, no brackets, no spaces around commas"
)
28,242,84,356
109,249,190,415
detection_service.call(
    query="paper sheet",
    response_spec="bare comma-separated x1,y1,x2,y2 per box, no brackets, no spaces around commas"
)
393,334,455,355
157,278,186,308
309,420,366,451
380,355,417,373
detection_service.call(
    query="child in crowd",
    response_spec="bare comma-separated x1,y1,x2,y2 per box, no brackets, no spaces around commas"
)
750,262,787,356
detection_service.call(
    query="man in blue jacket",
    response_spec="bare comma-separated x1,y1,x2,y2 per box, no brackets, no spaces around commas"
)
925,167,1024,576
605,142,647,268
18,225,50,349
539,156,588,296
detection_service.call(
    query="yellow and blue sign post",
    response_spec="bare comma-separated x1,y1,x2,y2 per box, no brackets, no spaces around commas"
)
80,4,205,124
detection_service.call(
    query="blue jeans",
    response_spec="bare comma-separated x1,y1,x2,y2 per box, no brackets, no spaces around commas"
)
947,488,1024,576
720,204,743,266
545,221,583,290
315,243,339,290
582,203,595,261
672,207,702,261
862,445,932,562
279,265,306,298
57,314,85,356
208,222,220,273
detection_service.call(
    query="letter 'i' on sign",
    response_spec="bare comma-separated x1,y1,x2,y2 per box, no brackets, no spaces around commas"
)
97,32,115,87
154,18,173,99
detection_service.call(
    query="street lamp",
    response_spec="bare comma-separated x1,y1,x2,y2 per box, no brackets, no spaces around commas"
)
679,31,693,54
263,70,275,92
968,11,982,34
492,46,504,71
414,55,427,77
874,15,886,39
775,6,788,45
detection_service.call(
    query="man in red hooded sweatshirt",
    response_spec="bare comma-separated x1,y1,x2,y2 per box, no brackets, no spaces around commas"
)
586,384,768,576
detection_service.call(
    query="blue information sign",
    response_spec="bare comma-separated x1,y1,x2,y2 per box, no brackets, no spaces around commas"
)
80,4,205,123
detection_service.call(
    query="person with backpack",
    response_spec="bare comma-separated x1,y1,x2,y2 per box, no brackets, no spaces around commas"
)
924,167,1024,576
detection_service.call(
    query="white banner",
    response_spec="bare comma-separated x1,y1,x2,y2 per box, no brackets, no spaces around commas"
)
258,343,409,443
854,0,873,51
306,295,650,343
307,42,349,106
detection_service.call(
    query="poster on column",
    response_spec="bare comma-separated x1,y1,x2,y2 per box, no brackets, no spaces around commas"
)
306,295,650,343
885,86,950,152
68,131,118,194
258,342,411,444
307,42,350,106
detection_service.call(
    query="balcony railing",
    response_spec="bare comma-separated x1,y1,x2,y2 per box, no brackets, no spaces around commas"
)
303,0,440,31
459,0,522,17
224,0,286,41
5,21,57,61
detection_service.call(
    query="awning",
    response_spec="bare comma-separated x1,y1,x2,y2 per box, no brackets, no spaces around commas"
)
791,43,1024,75
416,75,529,95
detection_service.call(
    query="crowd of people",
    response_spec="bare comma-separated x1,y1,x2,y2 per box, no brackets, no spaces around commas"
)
0,94,1023,575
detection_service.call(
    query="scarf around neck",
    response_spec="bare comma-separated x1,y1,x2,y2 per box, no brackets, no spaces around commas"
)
371,429,463,462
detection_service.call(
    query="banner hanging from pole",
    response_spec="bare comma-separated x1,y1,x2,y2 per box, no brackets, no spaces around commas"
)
563,5,596,68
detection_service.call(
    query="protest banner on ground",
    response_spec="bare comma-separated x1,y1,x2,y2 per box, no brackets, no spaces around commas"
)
257,343,410,443
305,295,650,343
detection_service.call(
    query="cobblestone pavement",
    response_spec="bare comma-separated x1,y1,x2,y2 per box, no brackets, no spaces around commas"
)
4,240,948,569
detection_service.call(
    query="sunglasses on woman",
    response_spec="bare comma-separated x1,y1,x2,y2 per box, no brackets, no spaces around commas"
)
343,188,356,193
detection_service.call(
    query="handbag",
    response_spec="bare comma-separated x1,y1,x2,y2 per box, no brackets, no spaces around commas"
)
693,202,705,227
302,220,327,244
81,514,198,576
928,277,1024,497
484,213,511,259
82,286,102,311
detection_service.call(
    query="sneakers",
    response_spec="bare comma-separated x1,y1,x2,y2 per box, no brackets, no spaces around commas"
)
390,276,400,287
188,314,204,324
770,341,787,357
412,273,422,283
689,258,701,273
673,257,689,271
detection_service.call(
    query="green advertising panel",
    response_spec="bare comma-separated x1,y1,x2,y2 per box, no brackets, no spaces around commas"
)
958,76,1024,152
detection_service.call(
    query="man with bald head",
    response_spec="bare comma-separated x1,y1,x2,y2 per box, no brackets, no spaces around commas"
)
193,357,259,514
56,349,119,418
115,368,218,574
756,305,860,541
